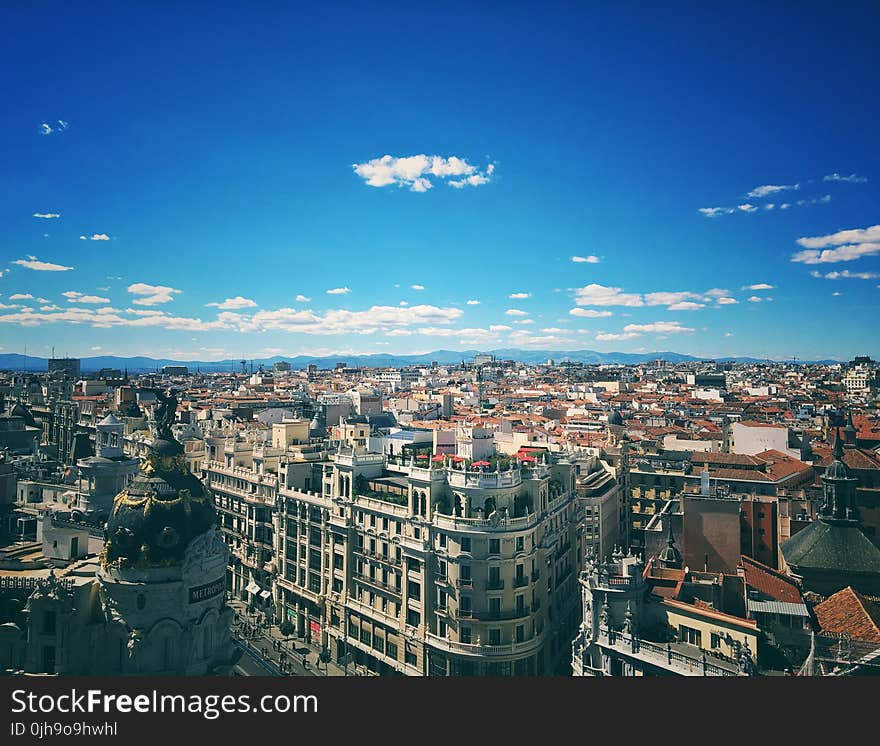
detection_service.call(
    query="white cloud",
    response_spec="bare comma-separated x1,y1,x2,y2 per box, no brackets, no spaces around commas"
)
810,270,880,280
596,332,641,341
509,292,531,299
573,284,643,307
623,321,694,334
206,296,258,310
667,301,706,311
32,213,60,219
571,255,600,263
326,287,350,295
411,284,425,291
127,282,182,306
724,332,733,337
747,296,764,303
823,173,867,183
505,308,529,317
13,256,73,271
832,291,842,296
792,224,880,264
716,297,739,305
63,291,110,304
742,283,774,290
9,293,33,300
541,327,566,333
39,120,68,136
569,308,613,318
399,301,409,306
352,154,494,192
698,207,735,218
489,324,512,332
89,233,110,241
515,319,534,325
747,184,798,198
295,294,311,302
737,204,758,213
466,299,481,305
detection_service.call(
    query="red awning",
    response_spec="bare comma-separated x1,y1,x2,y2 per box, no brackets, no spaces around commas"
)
431,455,445,462
472,461,490,467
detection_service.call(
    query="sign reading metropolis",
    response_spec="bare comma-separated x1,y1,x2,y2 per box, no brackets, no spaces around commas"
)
188,577,225,604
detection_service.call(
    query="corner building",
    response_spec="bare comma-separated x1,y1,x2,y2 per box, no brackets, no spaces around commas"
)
261,450,586,675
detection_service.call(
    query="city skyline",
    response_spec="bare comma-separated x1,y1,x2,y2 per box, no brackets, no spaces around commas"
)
2,3,878,362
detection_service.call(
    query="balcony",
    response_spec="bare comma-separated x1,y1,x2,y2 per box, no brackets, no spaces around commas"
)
487,579,505,591
425,632,544,658
513,576,529,588
475,606,530,622
456,578,473,589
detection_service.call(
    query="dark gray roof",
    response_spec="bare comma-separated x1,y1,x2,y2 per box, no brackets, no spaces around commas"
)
781,520,880,576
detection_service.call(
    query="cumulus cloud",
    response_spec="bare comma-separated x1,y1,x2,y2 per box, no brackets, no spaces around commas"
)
206,296,258,310
505,308,529,317
63,291,110,304
667,301,706,311
595,332,640,341
352,154,494,192
823,173,867,183
574,284,730,311
747,296,764,303
742,283,774,290
569,308,613,318
39,120,68,135
79,233,110,241
737,204,758,213
571,255,600,263
295,294,311,302
9,293,33,300
127,282,182,306
13,256,73,271
791,224,880,264
573,284,644,307
747,183,799,198
698,207,735,218
326,287,350,295
810,270,880,280
32,213,60,219
509,292,531,299
623,321,694,334
411,284,425,291
466,299,481,305
716,297,739,305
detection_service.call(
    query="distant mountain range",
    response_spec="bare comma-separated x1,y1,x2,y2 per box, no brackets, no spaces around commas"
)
0,349,844,373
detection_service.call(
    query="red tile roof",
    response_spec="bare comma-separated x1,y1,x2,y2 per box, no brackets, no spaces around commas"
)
739,556,804,604
814,587,880,643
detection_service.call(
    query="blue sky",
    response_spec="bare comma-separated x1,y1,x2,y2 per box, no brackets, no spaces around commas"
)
1,2,878,361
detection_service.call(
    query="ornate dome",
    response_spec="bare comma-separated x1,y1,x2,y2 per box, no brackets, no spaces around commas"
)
102,390,217,571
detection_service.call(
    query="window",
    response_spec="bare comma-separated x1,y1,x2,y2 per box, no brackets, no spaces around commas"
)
370,514,376,527
437,589,447,609
679,625,702,647
488,629,501,645
386,641,398,660
414,527,421,540
361,628,371,645
489,538,500,555
439,533,447,548
438,559,447,579
407,580,421,601
516,536,524,552
460,537,471,552
406,609,421,628
333,553,344,570
711,633,723,649
349,620,358,638
460,596,472,614
438,620,447,637
405,649,417,666
460,627,472,644
489,597,501,616
460,564,471,581
516,624,525,643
